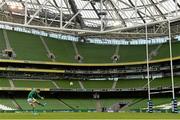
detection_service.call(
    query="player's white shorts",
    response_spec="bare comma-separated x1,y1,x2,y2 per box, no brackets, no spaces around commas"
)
27,98,36,104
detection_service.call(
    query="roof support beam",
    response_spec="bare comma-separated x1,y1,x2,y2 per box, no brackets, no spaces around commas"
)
172,0,180,8
118,0,155,21
173,0,180,16
36,0,41,4
140,0,156,21
149,0,166,19
106,0,126,27
64,0,92,28
67,0,85,28
0,1,6,9
24,0,27,24
51,0,64,16
60,0,63,28
90,1,101,19
103,3,116,21
103,15,180,33
26,0,49,25
128,0,146,23
20,0,30,24
50,0,64,28
64,0,72,14
53,0,59,7
0,15,180,34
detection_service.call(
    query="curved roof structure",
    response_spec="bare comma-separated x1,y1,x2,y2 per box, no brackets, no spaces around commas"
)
0,0,180,33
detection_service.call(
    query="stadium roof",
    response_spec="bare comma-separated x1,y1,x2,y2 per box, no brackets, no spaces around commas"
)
0,0,180,33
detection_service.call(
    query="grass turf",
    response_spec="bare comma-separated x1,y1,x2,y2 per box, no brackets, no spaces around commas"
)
0,112,180,119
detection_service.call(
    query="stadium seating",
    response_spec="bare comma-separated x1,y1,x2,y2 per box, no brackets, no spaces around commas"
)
117,45,146,62
0,29,180,63
0,30,6,52
0,97,179,111
0,98,16,109
0,98,134,110
44,37,76,63
150,78,172,88
0,78,10,87
100,99,134,108
146,77,180,88
60,99,96,109
172,42,180,57
124,98,173,111
82,80,113,89
1,77,180,89
15,98,69,110
115,79,147,89
7,30,49,61
152,42,180,60
116,77,180,89
54,80,81,89
12,80,56,88
76,42,115,63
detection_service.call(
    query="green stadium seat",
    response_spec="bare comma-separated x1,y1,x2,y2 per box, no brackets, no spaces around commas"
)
44,37,76,63
15,98,69,110
0,30,6,52
82,80,113,89
55,80,81,89
7,30,49,61
0,78,10,87
13,80,55,88
0,29,180,63
60,99,96,109
76,42,115,63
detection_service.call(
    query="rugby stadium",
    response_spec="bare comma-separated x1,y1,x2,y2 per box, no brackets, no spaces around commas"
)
0,0,180,119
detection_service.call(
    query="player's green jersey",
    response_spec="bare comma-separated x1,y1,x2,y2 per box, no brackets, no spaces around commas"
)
28,89,41,99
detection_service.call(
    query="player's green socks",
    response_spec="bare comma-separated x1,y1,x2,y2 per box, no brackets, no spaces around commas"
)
32,107,35,113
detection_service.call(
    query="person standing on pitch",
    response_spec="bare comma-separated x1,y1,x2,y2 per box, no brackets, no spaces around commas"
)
27,88,46,113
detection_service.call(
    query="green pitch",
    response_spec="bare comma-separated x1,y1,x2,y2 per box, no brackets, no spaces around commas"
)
0,112,180,120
